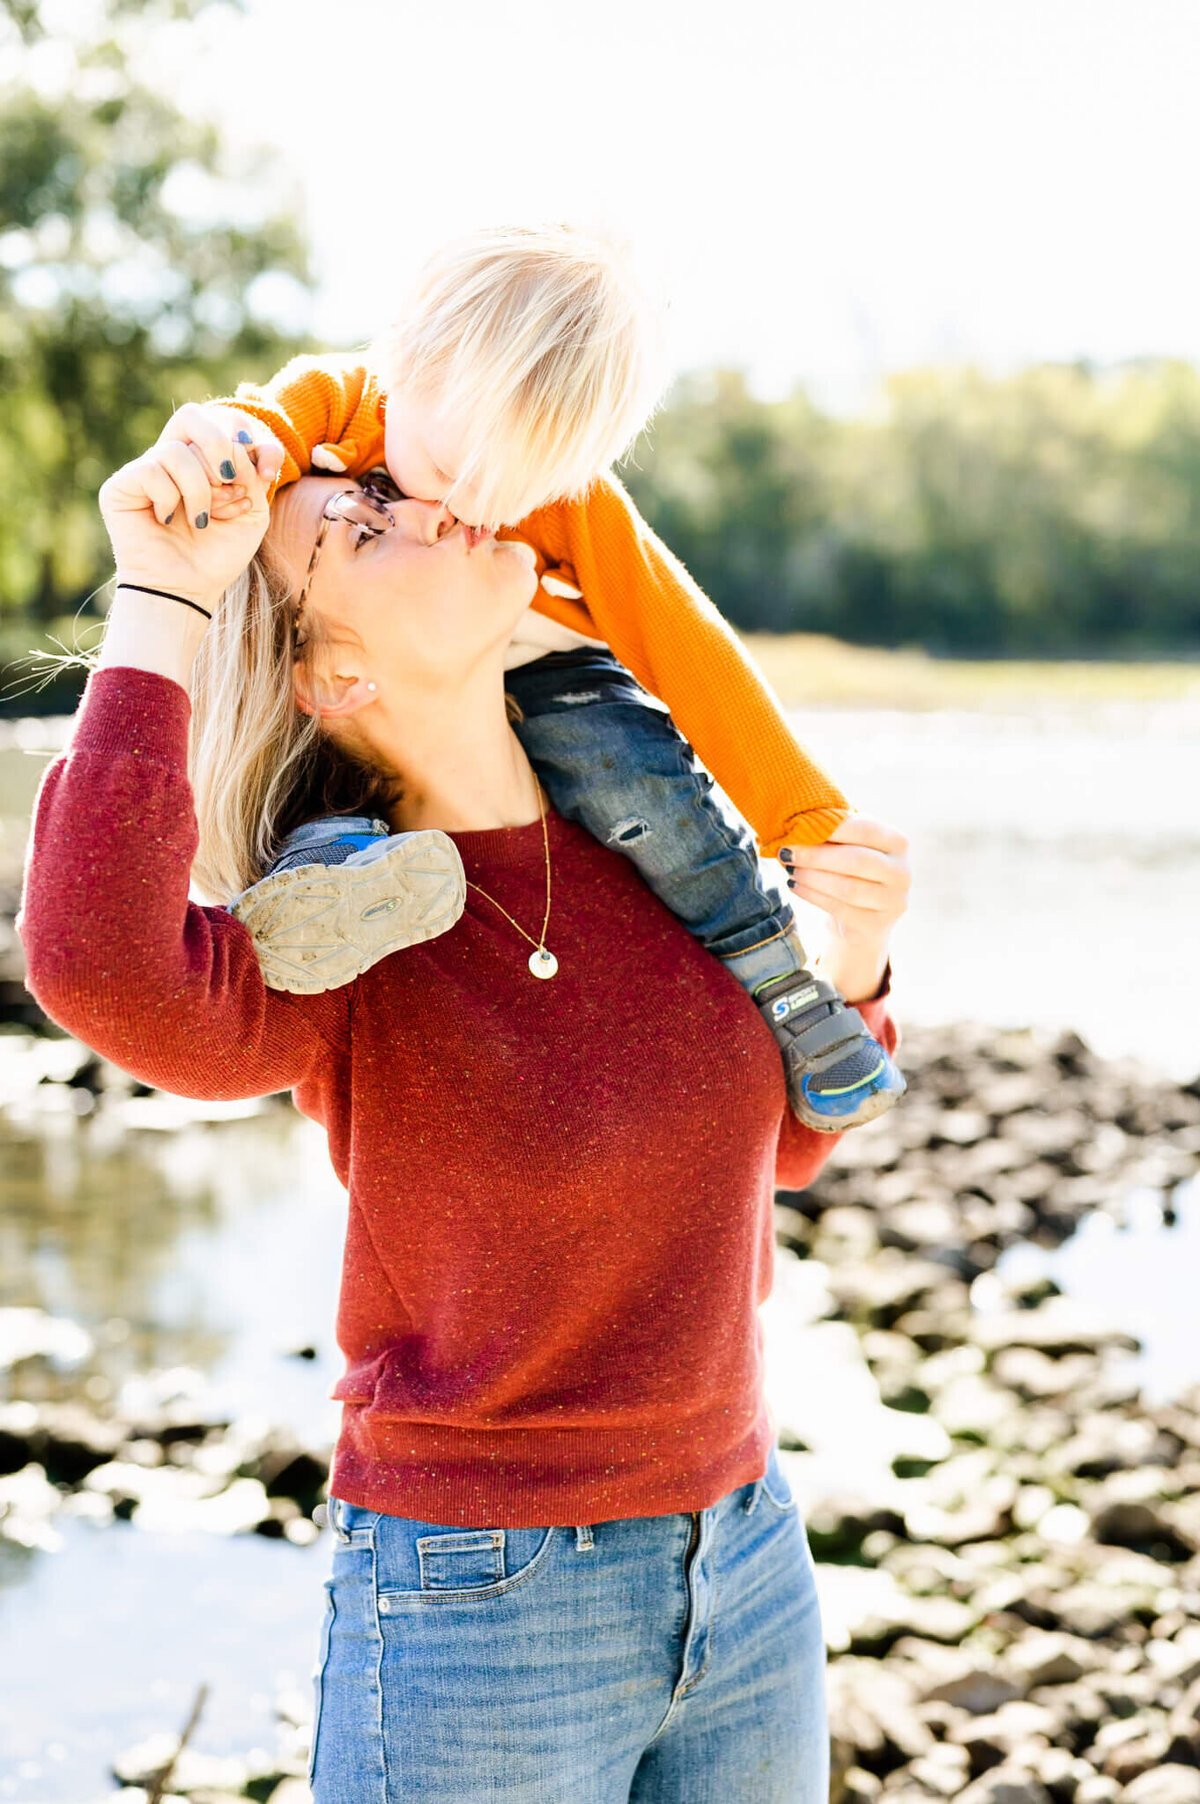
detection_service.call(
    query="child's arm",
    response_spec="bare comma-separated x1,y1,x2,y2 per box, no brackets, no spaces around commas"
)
213,354,385,494
520,476,851,855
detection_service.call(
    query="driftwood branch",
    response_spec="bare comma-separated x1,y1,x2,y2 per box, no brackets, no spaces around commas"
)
147,1682,210,1804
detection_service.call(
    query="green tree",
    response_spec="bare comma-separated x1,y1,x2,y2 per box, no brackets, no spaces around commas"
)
0,0,311,661
628,360,1200,656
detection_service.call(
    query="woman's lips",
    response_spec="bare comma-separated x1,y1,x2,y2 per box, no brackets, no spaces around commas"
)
462,524,493,550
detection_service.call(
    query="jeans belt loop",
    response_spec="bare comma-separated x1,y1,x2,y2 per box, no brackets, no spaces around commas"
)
574,1524,595,1551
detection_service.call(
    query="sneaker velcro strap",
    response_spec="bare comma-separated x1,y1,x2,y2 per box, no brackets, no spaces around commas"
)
787,1006,869,1059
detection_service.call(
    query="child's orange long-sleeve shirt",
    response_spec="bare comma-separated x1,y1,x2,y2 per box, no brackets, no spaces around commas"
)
224,353,849,853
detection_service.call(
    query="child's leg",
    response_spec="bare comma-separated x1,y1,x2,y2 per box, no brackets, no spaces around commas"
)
506,650,903,1131
226,815,465,995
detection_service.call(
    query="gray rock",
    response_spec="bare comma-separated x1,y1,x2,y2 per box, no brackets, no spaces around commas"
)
991,1348,1100,1402
1093,1717,1172,1784
1006,1632,1102,1688
915,1654,1026,1716
950,1702,1060,1765
1121,1770,1200,1804
827,1257,961,1327
908,1745,973,1797
1050,1583,1146,1639
1089,1497,1196,1561
1074,1782,1121,1804
957,1766,1053,1804
826,1658,933,1765
972,1299,1140,1360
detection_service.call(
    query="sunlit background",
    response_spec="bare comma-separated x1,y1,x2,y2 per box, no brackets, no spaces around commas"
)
2,2,1199,1800
147,0,1200,402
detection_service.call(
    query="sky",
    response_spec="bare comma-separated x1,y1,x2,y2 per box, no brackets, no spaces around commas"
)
157,0,1199,408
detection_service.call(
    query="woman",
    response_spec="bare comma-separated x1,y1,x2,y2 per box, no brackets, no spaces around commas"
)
19,421,908,1803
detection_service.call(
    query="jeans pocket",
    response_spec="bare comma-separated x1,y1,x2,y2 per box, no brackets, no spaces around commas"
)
378,1523,558,1609
331,1496,378,1548
308,1579,336,1786
760,1447,797,1513
418,1529,505,1591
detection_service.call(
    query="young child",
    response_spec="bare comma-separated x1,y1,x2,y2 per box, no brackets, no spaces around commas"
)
206,225,904,1133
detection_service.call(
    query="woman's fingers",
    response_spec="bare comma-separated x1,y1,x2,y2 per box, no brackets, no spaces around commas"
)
156,402,285,491
133,456,188,529
780,811,911,941
785,843,900,886
157,402,241,489
788,870,897,913
153,439,221,531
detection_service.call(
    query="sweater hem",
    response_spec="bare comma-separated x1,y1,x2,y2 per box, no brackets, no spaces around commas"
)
328,1410,774,1530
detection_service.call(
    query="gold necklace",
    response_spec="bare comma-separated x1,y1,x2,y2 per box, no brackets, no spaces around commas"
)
463,778,557,979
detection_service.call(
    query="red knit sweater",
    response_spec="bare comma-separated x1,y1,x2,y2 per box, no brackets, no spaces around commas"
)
18,668,897,1528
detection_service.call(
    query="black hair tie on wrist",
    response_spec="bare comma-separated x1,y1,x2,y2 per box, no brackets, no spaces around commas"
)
115,583,213,621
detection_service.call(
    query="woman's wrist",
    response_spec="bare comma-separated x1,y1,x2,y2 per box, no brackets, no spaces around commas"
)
97,580,215,687
813,936,892,1007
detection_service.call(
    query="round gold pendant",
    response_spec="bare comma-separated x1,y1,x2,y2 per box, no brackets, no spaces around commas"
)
528,948,558,980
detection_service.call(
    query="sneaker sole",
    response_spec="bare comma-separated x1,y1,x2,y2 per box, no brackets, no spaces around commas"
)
793,1065,907,1134
230,830,466,994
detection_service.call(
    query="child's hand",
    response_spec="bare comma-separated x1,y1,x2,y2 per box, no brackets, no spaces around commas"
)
780,817,911,947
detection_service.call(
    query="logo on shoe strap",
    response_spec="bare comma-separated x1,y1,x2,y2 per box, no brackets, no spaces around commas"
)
361,897,402,920
771,985,820,1022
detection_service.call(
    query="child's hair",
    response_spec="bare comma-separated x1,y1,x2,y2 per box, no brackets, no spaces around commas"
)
371,223,665,528
187,551,400,903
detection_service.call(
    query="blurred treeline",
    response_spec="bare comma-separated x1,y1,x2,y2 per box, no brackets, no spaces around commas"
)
2,1,1198,717
0,0,309,706
622,363,1200,656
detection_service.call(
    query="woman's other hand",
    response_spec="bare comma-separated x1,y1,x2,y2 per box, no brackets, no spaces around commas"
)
780,816,911,1003
99,410,271,613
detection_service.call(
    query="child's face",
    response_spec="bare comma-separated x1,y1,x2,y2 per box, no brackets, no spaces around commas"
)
384,391,518,539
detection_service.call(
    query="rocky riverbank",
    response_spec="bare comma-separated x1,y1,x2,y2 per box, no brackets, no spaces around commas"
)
2,1019,1200,1802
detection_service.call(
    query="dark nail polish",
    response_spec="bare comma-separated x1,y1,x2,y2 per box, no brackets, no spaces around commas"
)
780,848,794,861
236,430,253,445
164,509,175,525
195,511,209,530
220,459,236,482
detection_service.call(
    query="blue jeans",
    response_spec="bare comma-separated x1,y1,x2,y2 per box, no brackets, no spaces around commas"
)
505,650,803,991
310,1447,828,1803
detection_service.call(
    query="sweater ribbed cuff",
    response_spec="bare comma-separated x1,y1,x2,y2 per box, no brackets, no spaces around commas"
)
71,665,192,766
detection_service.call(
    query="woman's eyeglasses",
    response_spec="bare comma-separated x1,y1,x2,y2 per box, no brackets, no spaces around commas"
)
293,470,405,635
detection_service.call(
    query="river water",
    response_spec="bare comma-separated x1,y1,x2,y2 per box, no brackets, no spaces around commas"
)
0,693,1194,1799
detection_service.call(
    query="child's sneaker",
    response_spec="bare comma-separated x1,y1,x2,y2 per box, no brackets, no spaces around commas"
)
755,969,905,1133
229,820,465,994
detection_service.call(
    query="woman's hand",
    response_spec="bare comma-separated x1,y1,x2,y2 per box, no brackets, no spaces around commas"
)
99,412,271,612
780,816,910,1003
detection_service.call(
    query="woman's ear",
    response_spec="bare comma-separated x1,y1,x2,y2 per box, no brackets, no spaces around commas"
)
293,665,378,719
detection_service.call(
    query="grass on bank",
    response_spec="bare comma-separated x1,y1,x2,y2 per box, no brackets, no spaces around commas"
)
742,633,1200,711
2,617,1200,718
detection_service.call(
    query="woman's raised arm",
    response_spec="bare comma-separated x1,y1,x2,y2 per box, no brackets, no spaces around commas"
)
17,421,348,1101
95,406,272,685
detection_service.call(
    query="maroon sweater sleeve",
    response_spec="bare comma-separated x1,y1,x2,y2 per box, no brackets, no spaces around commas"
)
774,984,899,1190
17,666,348,1100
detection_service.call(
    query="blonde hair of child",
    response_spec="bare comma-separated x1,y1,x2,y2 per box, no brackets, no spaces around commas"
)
372,224,665,528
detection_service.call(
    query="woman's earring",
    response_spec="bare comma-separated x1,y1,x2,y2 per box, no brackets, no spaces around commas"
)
366,682,377,692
